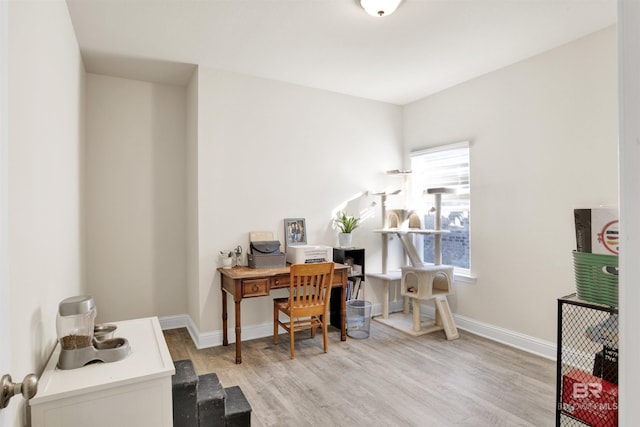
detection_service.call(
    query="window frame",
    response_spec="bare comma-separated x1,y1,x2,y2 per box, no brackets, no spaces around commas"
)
409,141,474,281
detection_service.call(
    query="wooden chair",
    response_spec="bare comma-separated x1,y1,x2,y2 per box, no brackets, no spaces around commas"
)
273,262,335,358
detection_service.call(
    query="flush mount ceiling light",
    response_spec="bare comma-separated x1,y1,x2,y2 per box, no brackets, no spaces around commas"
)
360,0,402,17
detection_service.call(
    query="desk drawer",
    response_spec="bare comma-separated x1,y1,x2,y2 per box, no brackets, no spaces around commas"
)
242,278,269,297
271,274,289,289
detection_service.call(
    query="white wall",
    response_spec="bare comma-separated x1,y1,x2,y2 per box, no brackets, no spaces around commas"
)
186,70,200,332
194,68,403,332
6,2,85,425
85,74,187,323
0,1,11,426
403,26,618,343
618,0,640,422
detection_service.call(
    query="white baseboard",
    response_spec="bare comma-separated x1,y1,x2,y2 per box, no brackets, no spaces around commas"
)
452,311,557,360
371,300,556,360
158,313,190,330
158,314,274,350
159,304,557,361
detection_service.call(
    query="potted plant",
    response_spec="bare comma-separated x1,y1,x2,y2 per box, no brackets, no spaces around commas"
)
334,211,360,248
219,250,234,269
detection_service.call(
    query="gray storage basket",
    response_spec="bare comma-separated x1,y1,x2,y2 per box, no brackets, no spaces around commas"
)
247,253,286,269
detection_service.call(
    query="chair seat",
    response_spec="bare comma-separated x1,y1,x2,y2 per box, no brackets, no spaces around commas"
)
274,298,290,313
274,297,288,306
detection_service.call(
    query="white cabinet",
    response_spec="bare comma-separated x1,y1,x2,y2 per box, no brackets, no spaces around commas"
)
30,317,175,427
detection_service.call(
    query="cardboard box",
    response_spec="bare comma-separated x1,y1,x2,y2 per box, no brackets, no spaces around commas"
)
574,208,619,255
562,369,618,427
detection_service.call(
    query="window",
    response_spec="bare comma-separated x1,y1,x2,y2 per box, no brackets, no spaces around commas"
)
409,141,470,272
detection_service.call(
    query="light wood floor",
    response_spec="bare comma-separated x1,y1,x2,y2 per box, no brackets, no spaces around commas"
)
163,322,556,427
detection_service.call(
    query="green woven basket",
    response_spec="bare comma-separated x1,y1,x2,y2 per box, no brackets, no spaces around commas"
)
572,251,618,307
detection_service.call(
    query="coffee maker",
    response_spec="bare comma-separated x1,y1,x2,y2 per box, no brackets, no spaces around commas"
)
56,296,130,370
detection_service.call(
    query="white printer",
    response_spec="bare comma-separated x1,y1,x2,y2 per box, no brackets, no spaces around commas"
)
285,245,333,264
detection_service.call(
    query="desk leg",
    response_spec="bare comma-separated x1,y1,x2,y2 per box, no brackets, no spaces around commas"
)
340,274,347,341
222,289,228,346
234,298,242,363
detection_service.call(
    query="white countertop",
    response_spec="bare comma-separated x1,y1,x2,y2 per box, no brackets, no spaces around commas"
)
31,317,175,405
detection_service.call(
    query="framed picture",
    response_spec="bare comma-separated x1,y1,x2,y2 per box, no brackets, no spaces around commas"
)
284,218,307,247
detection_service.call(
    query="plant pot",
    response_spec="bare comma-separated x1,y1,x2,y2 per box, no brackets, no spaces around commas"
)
338,233,353,248
220,256,233,269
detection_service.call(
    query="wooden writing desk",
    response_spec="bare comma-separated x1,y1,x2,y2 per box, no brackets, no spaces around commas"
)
219,263,349,363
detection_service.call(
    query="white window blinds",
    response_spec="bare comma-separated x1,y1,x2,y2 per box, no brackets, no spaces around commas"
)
409,141,470,201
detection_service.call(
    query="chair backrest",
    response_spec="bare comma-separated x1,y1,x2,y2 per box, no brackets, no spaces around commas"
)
288,262,335,316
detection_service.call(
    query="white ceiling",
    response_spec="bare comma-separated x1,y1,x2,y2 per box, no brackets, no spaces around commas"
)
66,0,617,106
